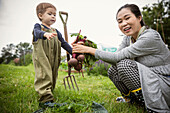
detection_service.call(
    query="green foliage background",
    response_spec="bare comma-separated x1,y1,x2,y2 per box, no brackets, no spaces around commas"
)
142,0,170,48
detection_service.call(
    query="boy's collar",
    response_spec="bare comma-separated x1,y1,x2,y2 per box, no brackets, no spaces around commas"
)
41,24,50,29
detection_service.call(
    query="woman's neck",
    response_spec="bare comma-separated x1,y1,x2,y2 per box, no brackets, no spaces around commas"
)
132,34,138,41
132,26,145,40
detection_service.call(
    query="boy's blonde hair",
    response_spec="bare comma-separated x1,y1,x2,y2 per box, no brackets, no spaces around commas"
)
36,2,56,21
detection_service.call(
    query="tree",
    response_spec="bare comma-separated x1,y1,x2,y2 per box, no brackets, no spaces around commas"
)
142,0,170,48
0,43,16,64
0,42,33,65
15,42,32,65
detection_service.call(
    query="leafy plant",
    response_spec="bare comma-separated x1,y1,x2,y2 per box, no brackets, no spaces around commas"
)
60,62,68,70
70,31,98,67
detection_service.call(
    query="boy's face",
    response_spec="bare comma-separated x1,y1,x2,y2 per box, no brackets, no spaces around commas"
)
38,8,56,27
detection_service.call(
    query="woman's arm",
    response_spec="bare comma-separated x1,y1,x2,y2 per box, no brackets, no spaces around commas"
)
73,44,118,65
95,35,159,64
72,44,96,55
73,30,160,65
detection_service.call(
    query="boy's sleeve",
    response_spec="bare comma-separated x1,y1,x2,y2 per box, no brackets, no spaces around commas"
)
33,23,46,42
56,29,72,55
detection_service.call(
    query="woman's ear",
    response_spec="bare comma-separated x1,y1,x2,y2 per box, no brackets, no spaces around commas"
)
138,16,142,22
38,13,43,20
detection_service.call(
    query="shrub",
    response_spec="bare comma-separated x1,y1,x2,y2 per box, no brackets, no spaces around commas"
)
13,58,20,66
20,54,32,66
86,60,111,76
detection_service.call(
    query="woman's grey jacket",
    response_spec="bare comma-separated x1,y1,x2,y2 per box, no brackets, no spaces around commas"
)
95,28,170,113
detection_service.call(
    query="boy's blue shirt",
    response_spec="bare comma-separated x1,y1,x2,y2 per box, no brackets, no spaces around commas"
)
33,23,72,55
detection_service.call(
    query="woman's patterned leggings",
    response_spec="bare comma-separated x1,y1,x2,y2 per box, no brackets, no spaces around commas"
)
107,59,141,95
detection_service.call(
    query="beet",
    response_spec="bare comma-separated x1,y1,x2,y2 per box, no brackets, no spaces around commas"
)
74,63,82,71
70,30,87,72
77,54,85,62
68,58,78,67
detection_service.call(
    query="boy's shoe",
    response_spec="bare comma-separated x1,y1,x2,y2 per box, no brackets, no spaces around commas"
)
39,101,57,108
116,96,131,103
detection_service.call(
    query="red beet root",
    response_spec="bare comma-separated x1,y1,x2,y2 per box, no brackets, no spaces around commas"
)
74,63,82,71
68,58,78,67
77,54,85,62
71,30,87,72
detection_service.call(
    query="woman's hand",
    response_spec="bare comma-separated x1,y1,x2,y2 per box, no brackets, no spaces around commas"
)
72,44,96,56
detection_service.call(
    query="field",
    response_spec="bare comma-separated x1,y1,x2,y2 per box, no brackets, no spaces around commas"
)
0,64,145,113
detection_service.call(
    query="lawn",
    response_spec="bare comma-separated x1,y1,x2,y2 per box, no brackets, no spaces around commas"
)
0,64,145,113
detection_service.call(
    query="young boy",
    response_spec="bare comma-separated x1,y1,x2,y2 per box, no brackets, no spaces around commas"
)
32,2,72,108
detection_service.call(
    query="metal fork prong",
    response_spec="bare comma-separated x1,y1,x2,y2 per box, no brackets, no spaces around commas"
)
69,76,75,90
72,75,79,91
66,77,71,89
63,78,67,89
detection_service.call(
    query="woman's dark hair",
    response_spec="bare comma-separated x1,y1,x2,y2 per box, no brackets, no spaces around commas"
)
116,4,145,27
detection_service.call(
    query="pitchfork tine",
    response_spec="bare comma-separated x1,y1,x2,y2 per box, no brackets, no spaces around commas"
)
63,78,66,89
72,75,79,91
66,77,71,89
69,76,75,90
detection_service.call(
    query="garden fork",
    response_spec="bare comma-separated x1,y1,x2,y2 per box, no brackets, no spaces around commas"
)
59,11,79,91
63,65,79,90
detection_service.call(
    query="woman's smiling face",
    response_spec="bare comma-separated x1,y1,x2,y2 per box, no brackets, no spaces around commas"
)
117,8,142,39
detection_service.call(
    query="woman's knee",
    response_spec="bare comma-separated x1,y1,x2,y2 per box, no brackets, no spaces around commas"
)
117,59,138,79
117,59,137,71
107,65,117,77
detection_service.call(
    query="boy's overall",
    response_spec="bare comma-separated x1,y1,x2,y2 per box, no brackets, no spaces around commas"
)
32,25,61,103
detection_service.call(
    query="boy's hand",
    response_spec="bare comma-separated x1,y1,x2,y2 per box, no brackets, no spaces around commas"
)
44,32,57,40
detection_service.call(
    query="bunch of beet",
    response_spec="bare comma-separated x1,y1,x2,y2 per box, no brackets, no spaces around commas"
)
68,54,85,72
68,30,87,75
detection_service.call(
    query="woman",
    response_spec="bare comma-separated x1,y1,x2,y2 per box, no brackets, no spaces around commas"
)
73,4,170,113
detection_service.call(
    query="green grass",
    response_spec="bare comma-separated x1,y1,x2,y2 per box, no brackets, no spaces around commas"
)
0,64,146,113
